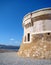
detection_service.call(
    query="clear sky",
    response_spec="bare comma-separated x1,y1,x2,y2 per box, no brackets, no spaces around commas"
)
0,0,51,46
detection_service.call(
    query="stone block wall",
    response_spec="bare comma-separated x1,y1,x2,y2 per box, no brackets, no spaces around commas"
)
17,33,51,59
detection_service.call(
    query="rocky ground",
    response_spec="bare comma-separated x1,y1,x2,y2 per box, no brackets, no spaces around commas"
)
0,52,51,65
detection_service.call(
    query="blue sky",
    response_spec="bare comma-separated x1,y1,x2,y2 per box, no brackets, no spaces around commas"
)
0,0,51,46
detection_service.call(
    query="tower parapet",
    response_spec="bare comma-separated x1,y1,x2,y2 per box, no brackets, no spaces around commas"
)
18,8,51,59
23,8,51,43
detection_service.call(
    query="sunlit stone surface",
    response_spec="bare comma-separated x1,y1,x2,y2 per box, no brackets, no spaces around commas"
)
18,8,51,59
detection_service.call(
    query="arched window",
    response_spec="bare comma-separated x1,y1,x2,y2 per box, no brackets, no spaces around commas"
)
28,33,30,41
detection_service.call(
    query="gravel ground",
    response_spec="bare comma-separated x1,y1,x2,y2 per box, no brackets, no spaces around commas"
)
0,52,51,65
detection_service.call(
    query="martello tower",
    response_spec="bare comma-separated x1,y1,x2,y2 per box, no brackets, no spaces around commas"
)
23,8,51,43
18,8,51,59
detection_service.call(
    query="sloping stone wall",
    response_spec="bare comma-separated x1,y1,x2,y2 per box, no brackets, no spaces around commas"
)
17,33,51,59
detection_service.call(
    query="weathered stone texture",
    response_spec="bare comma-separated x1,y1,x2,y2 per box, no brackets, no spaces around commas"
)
17,8,51,59
17,34,51,59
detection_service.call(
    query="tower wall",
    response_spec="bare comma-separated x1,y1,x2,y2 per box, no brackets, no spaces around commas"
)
17,8,51,59
23,8,51,43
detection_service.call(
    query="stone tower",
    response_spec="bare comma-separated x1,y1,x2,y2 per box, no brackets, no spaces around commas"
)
18,8,51,59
